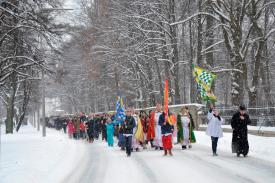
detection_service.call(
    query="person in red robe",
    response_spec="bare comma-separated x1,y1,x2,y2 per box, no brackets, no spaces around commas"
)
146,110,155,148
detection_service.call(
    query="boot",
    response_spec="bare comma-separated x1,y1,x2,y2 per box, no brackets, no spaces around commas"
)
163,150,168,156
168,150,173,156
150,140,154,148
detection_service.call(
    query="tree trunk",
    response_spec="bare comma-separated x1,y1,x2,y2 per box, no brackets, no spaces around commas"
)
197,0,203,66
16,80,31,132
247,0,266,107
6,73,17,134
205,0,214,68
146,60,156,106
262,3,273,106
189,20,195,103
169,0,181,104
154,57,163,101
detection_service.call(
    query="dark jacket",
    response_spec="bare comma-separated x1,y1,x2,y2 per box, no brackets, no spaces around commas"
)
159,112,174,135
188,112,195,129
122,115,135,134
231,112,251,155
231,112,251,131
86,119,94,138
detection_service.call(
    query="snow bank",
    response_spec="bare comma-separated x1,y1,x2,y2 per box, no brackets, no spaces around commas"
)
195,131,275,163
0,124,88,183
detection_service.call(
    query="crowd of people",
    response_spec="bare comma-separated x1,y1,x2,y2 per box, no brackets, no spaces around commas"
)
62,103,251,158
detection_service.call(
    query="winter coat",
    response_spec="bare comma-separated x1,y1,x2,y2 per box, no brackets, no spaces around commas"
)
231,112,251,154
80,122,86,131
188,112,195,129
101,122,107,138
159,113,174,135
67,121,75,134
90,118,99,138
74,117,80,134
206,111,224,138
122,115,135,135
86,119,96,138
107,123,114,145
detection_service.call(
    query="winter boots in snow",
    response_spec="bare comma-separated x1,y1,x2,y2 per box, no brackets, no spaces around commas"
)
168,150,173,156
163,150,173,156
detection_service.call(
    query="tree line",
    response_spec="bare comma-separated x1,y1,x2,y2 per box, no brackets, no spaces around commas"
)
57,0,275,113
0,0,65,133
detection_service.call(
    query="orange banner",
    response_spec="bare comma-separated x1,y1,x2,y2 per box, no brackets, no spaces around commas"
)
164,79,169,122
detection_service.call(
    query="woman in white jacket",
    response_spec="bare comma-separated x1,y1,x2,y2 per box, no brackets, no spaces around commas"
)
206,106,224,156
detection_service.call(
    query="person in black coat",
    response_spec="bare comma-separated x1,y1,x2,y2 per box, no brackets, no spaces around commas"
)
93,116,100,140
62,118,67,134
86,117,95,143
231,105,251,157
122,110,136,157
101,115,107,142
159,111,174,156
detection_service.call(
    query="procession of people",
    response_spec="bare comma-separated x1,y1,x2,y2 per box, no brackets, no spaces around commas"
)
62,102,251,158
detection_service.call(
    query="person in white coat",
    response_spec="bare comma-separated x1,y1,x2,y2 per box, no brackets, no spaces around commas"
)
206,105,224,156
153,103,163,150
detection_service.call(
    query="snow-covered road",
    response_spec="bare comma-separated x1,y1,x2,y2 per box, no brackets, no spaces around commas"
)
2,125,275,183
64,140,275,183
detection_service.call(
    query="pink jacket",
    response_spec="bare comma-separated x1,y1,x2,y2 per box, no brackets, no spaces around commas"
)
67,121,75,134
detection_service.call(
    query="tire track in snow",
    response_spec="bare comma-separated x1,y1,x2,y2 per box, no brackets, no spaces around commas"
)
63,141,275,183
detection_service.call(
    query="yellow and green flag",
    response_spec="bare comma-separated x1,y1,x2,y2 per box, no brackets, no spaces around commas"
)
193,65,217,102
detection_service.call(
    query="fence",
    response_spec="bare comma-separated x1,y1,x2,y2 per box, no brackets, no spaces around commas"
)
200,106,275,127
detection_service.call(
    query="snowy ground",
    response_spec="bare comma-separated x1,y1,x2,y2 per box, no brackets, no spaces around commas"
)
195,131,275,163
0,124,88,183
66,135,275,183
1,124,275,183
